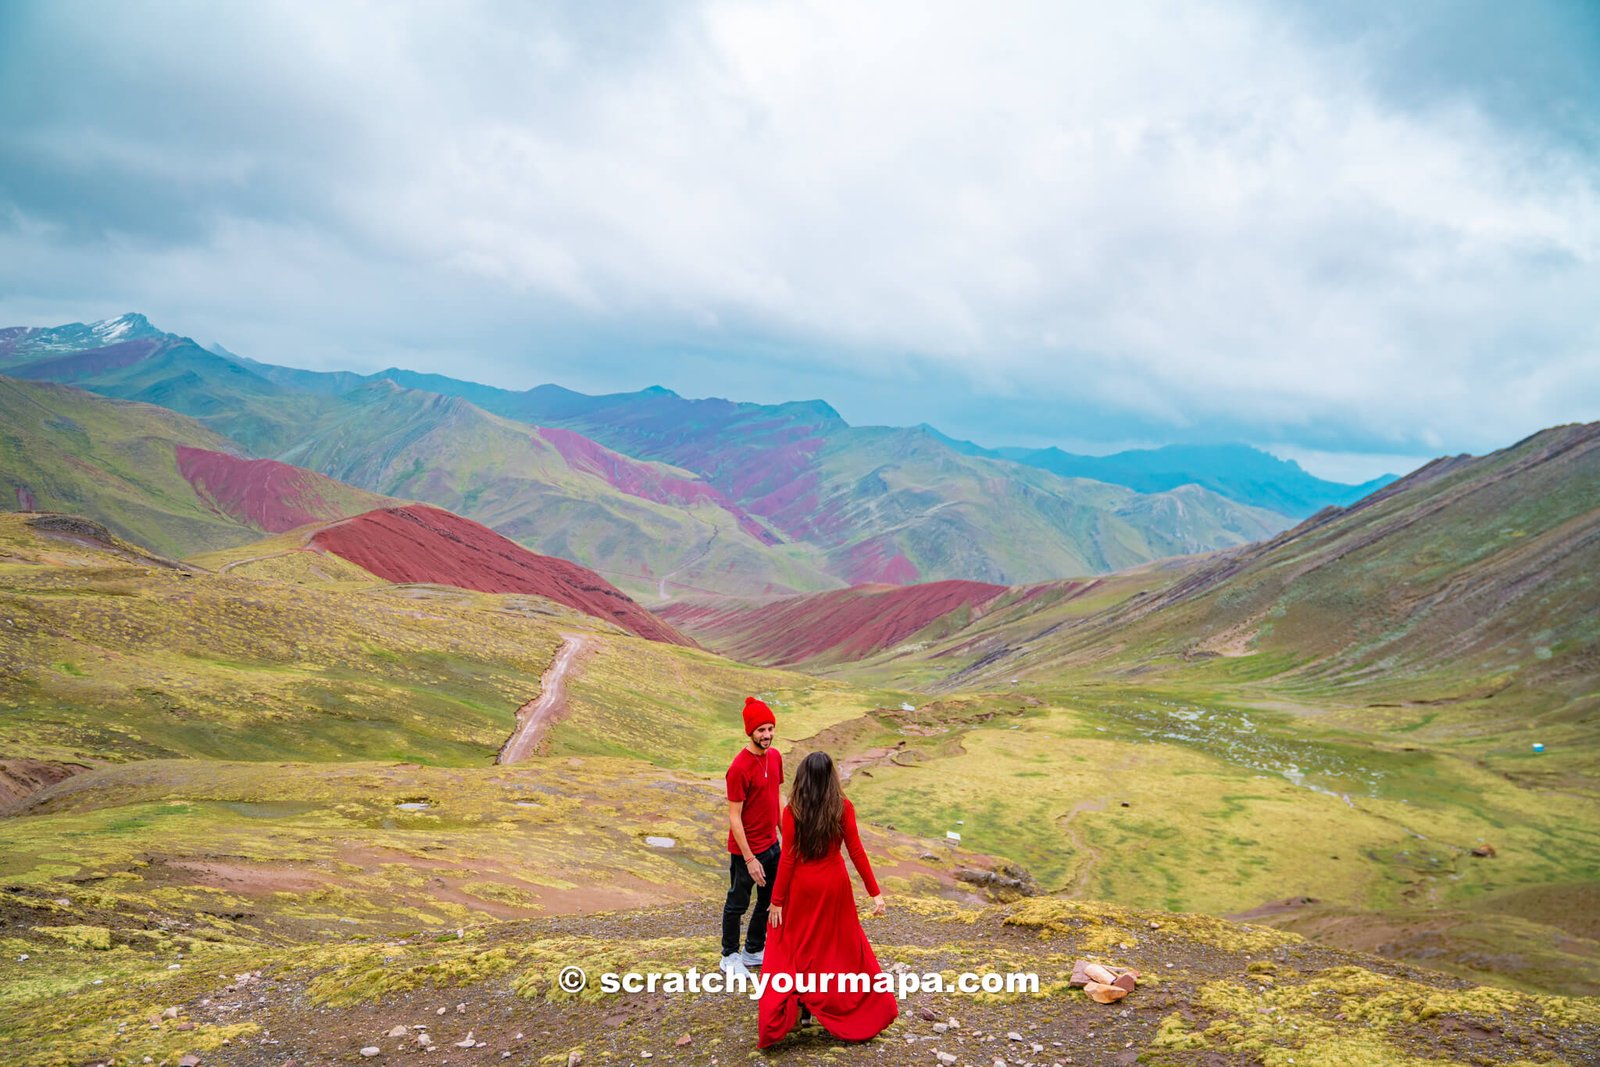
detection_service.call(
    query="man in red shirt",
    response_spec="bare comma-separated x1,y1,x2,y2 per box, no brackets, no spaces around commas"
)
722,696,783,975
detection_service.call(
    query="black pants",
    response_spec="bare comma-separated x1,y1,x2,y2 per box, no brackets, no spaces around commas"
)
721,842,781,956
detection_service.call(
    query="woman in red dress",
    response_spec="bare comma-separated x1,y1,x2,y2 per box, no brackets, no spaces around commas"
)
757,751,898,1048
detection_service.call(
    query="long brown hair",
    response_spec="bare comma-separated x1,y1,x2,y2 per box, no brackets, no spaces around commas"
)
790,751,845,861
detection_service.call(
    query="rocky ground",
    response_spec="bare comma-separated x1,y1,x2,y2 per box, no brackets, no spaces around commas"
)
5,890,1598,1067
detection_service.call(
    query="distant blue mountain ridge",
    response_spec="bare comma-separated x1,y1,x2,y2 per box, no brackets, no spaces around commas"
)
312,370,1389,519
915,424,1396,518
2,313,1389,522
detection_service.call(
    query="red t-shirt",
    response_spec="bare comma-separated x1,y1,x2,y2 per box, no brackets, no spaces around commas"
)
726,745,783,854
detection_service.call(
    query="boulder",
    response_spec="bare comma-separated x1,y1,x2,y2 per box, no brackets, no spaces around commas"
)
1084,980,1128,1004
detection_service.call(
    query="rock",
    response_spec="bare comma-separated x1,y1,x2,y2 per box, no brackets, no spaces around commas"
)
675,1034,692,1047
455,1032,476,1048
456,1002,467,1013
947,1018,960,1029
359,1049,380,1059
1083,963,1117,985
162,1007,180,1019
936,1054,957,1066
1084,981,1128,1004
415,1034,434,1047
1148,920,1161,929
387,1026,408,1038
1033,1043,1045,1052
176,1021,195,1032
567,1053,583,1067
1008,1031,1025,1041
917,1005,941,1022
1472,844,1497,858
178,1057,201,1067
933,1022,949,1033
1112,973,1137,993
1070,960,1091,987
436,1007,447,1016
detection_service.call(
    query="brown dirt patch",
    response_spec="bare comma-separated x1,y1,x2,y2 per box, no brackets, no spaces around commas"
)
166,859,339,895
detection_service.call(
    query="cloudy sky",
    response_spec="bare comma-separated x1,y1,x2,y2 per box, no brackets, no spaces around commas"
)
2,0,1596,482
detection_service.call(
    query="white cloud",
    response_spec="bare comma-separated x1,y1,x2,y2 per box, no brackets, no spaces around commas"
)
1,0,1595,455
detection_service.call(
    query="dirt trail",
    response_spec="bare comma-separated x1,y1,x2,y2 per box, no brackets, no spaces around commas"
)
658,520,719,600
495,633,594,765
218,528,321,572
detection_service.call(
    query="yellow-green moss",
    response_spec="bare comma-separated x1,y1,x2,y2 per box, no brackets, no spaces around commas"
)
892,896,982,923
999,896,1298,954
1152,1011,1208,1050
32,925,112,951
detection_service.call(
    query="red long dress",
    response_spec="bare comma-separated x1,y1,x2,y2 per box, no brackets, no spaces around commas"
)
757,798,898,1047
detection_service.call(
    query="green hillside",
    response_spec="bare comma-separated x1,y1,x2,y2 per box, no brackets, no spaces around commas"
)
905,422,1600,724
4,322,847,597
270,379,842,599
0,377,386,557
810,426,1289,581
386,371,1299,584
5,318,1298,590
2,510,1597,1067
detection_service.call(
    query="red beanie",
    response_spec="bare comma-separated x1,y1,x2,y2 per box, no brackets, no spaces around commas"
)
742,696,775,735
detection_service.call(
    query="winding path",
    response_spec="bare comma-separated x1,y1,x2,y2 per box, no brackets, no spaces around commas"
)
496,633,594,765
657,520,720,601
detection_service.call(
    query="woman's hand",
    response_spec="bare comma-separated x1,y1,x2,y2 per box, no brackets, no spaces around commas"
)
768,904,783,927
870,894,886,916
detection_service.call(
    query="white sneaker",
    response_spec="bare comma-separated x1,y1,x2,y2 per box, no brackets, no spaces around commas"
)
720,953,750,976
741,948,764,968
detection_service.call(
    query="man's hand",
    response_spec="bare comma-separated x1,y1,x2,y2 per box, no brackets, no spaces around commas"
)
870,894,886,916
746,855,767,887
768,904,783,927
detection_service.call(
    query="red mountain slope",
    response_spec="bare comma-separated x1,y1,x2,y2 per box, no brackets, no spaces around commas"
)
311,505,694,646
658,579,1009,665
534,426,778,545
175,446,386,533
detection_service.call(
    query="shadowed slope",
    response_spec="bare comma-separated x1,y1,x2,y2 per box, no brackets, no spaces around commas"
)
310,505,695,645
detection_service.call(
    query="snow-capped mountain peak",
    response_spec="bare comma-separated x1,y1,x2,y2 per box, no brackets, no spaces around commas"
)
90,313,154,343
